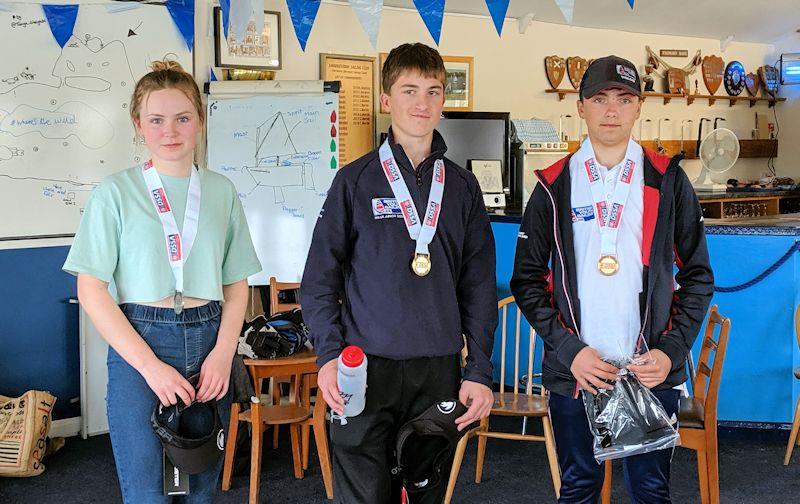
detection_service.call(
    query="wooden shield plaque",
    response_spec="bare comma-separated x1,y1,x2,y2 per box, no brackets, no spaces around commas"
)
545,55,566,89
666,68,688,95
759,65,779,97
567,57,589,89
745,72,760,96
724,61,745,96
701,55,724,95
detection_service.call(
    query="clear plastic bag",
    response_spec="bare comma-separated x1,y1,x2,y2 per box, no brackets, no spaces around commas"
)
582,367,680,462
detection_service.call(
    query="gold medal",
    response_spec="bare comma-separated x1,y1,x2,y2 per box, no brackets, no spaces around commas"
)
411,253,431,277
597,255,619,276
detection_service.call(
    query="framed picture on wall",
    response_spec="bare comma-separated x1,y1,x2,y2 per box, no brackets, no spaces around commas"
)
379,53,474,112
442,56,473,111
214,7,281,70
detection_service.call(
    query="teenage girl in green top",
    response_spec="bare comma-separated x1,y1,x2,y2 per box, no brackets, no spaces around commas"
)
64,60,262,503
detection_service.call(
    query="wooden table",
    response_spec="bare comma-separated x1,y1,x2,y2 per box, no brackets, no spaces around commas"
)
236,349,332,503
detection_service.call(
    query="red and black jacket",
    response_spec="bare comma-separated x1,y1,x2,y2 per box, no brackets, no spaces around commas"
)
510,148,714,398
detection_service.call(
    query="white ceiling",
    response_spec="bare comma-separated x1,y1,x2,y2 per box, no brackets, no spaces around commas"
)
373,0,800,45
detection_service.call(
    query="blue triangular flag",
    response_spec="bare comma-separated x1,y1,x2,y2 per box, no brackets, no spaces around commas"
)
351,0,383,48
627,0,635,8
413,0,445,45
42,4,79,48
219,0,230,39
166,0,194,50
485,0,509,36
287,0,321,51
555,0,574,25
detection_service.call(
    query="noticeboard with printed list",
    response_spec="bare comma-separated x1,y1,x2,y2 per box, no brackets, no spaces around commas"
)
320,54,376,166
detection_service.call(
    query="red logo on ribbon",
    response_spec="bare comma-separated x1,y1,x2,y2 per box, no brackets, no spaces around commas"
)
424,202,441,227
595,201,608,227
152,188,171,213
399,199,418,227
167,233,181,261
382,158,401,183
607,202,623,229
434,161,445,183
621,159,634,184
585,159,600,183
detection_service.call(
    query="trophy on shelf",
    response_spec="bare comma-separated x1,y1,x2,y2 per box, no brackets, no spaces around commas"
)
701,55,724,95
545,55,566,89
567,57,589,89
645,46,701,95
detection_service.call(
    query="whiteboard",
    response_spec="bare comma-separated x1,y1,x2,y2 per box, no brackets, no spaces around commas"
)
0,4,191,239
206,90,340,284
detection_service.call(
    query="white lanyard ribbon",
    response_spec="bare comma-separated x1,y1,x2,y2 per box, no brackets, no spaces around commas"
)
579,138,638,258
378,140,445,257
141,160,201,304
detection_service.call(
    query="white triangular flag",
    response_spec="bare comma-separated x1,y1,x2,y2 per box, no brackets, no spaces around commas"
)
351,0,383,48
555,0,575,25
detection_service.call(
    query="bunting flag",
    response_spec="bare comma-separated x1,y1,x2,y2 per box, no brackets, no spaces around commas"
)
165,0,194,50
485,0,509,36
350,0,383,48
42,4,79,48
555,0,575,25
229,0,263,45
413,0,445,45
627,0,635,8
219,0,230,39
287,0,321,51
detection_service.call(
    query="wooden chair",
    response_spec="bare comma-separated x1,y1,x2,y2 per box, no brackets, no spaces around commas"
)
444,296,561,503
267,277,302,449
220,349,333,503
601,304,731,504
784,304,800,465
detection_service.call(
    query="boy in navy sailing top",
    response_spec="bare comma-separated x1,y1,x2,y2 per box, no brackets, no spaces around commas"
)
301,43,496,503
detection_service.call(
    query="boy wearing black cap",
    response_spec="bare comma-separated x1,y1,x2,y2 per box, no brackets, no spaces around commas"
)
301,43,496,503
512,55,713,502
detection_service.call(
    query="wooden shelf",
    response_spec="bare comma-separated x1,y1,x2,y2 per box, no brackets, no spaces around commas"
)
564,139,777,159
545,88,786,107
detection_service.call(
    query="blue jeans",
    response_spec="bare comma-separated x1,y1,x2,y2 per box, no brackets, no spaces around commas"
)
107,302,232,504
549,388,680,504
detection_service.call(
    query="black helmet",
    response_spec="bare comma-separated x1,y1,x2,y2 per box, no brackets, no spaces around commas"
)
151,398,224,475
393,400,477,493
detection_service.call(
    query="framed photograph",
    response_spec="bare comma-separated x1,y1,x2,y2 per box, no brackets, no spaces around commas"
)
443,56,473,111
214,6,281,70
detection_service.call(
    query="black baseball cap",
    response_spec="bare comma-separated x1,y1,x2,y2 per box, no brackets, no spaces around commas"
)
151,399,225,475
579,55,642,99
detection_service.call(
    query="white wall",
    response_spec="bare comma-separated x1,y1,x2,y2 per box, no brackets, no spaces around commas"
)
193,0,797,182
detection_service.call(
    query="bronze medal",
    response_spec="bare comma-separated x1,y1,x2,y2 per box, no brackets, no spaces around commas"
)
597,256,619,276
411,253,431,277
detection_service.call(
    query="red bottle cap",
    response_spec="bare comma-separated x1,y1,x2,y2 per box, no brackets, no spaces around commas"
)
340,345,364,368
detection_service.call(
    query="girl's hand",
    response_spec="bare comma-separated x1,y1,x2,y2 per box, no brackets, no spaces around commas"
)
140,359,196,407
196,345,234,402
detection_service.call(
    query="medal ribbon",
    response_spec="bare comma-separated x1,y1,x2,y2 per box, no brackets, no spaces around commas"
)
378,140,445,257
579,138,638,259
142,160,201,299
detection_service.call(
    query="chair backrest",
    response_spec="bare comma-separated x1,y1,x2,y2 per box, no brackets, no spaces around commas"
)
269,277,301,315
497,296,540,396
795,304,800,352
692,305,731,425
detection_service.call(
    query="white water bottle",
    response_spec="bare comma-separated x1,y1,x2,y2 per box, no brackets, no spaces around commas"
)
337,345,367,418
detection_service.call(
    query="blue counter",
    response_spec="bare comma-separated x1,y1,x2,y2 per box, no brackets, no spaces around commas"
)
491,218,800,425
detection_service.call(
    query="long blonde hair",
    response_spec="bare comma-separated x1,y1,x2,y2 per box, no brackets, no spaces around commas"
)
130,60,204,125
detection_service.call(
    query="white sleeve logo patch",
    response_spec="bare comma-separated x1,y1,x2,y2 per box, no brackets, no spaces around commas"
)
517,231,529,239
